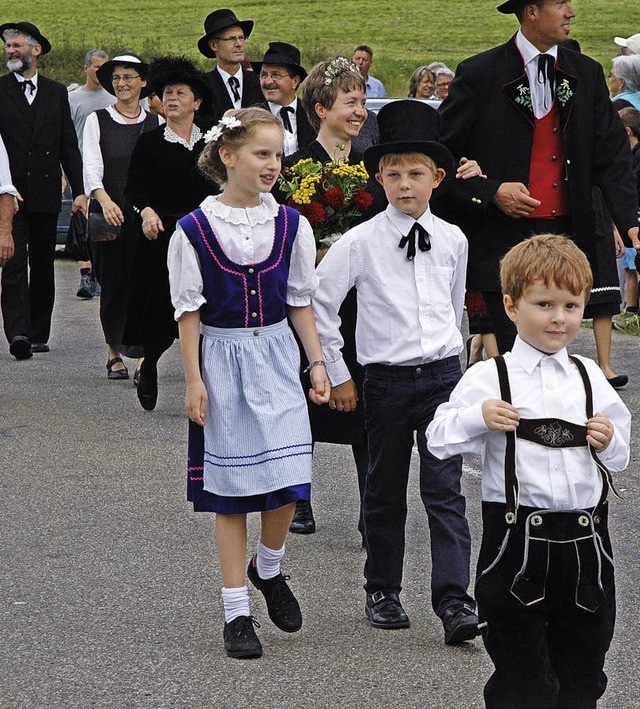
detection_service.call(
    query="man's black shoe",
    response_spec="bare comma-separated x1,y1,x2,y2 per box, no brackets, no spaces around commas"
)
223,615,262,659
30,342,50,353
247,556,302,632
365,591,410,629
137,366,158,411
289,499,316,534
442,603,481,645
10,336,32,360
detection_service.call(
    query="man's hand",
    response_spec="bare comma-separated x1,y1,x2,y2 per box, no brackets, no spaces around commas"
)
0,227,14,266
492,182,541,218
628,226,640,250
328,379,358,412
71,194,88,217
456,157,486,180
482,399,520,431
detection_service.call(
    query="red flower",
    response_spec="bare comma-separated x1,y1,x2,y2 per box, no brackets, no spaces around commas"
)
325,187,345,209
301,201,326,226
352,188,374,212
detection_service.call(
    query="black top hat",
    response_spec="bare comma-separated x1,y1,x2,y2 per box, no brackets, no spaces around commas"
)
496,0,528,14
363,100,454,177
0,21,51,55
148,56,213,113
250,42,307,81
197,9,254,58
96,53,153,99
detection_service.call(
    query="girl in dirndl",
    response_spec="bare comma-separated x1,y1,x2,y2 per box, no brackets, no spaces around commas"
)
167,107,330,660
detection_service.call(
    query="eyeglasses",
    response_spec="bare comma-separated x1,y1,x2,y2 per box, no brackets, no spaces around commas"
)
259,71,291,81
214,35,245,43
112,74,140,84
436,81,451,88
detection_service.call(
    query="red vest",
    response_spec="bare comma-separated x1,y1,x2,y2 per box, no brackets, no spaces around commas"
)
528,105,571,219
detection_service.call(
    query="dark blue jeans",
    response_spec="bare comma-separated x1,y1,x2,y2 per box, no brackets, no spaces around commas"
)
362,357,474,617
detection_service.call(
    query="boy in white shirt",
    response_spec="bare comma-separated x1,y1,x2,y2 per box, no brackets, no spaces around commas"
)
312,100,479,644
427,234,631,708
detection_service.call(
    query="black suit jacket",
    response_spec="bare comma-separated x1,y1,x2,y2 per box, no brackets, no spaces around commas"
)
438,36,639,290
257,99,317,153
0,72,83,214
204,67,263,124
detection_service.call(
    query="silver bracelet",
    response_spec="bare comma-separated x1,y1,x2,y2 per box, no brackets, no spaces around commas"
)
304,359,326,374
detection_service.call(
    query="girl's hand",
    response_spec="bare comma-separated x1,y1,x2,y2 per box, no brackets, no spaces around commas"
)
309,365,330,405
100,197,124,227
482,399,520,431
587,412,613,452
185,379,208,426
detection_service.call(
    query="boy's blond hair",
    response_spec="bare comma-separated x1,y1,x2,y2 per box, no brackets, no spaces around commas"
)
500,234,593,304
378,152,438,174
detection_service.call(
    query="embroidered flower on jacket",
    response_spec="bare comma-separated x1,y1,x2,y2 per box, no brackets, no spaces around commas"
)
556,78,573,106
515,84,533,111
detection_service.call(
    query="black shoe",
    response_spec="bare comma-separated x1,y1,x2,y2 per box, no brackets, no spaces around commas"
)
607,374,628,389
10,336,32,360
247,556,302,632
289,499,316,534
30,342,50,353
442,604,481,645
76,273,94,299
365,591,410,629
137,366,158,411
106,356,129,380
223,615,263,659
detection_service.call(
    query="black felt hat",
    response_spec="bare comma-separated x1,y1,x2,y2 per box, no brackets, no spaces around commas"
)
197,9,254,58
496,0,529,14
363,100,454,177
96,53,153,99
0,21,51,55
251,42,307,81
148,56,212,108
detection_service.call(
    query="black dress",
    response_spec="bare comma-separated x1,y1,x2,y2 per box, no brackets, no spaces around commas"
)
123,124,216,353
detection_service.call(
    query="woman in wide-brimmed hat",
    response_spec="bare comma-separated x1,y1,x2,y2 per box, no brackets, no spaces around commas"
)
122,56,215,410
83,53,161,381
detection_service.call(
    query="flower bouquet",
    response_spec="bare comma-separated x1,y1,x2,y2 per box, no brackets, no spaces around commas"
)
278,157,373,249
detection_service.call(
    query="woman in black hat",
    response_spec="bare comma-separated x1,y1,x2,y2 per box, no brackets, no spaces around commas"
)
123,56,215,410
83,53,161,381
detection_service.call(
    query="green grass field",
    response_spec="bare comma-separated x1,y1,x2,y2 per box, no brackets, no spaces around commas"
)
8,0,640,93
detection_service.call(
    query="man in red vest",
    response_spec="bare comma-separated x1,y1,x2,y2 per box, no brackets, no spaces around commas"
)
438,0,640,378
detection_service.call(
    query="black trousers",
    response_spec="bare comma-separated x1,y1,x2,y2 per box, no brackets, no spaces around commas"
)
362,357,474,617
1,211,58,345
476,502,615,709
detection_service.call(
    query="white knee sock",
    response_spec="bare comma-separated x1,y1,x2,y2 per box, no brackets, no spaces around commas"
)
221,585,250,623
256,539,285,580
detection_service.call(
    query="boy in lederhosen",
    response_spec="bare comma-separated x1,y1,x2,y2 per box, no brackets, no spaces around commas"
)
427,234,631,709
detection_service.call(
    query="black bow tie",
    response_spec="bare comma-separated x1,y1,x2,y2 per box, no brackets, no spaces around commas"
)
279,106,294,133
228,75,240,103
21,79,35,95
399,222,431,261
537,53,555,107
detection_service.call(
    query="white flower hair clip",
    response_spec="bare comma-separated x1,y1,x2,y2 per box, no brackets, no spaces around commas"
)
324,56,359,85
204,115,243,143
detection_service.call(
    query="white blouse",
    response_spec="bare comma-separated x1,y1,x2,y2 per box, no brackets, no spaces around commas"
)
168,192,318,321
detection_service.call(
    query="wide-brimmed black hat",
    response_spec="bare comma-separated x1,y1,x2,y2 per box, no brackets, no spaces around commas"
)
0,21,51,55
197,9,254,58
363,100,454,177
149,56,212,102
250,42,307,81
96,53,152,98
496,0,528,14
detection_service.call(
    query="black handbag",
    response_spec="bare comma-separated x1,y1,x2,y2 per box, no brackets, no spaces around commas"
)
88,207,121,243
64,210,90,261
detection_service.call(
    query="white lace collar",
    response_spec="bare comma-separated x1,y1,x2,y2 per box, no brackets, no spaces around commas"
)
200,192,280,226
163,123,203,151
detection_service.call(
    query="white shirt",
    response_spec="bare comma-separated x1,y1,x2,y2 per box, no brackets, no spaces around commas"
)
516,29,558,119
268,98,298,156
0,133,16,196
217,66,243,109
14,71,38,105
312,203,468,386
82,106,164,195
426,337,631,510
168,192,318,320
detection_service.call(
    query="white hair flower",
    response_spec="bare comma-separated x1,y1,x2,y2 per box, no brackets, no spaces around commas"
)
220,115,242,130
203,116,243,143
203,125,223,143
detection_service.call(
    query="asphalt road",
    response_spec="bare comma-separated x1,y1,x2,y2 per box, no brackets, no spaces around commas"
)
1,258,638,708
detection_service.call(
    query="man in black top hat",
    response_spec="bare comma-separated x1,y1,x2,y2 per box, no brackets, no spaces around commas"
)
197,8,263,123
0,21,86,359
252,42,315,156
438,0,640,368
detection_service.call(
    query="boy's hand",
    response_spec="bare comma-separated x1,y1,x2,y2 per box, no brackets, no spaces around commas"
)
309,365,331,405
328,379,358,412
587,412,613,452
482,399,520,431
185,379,208,426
